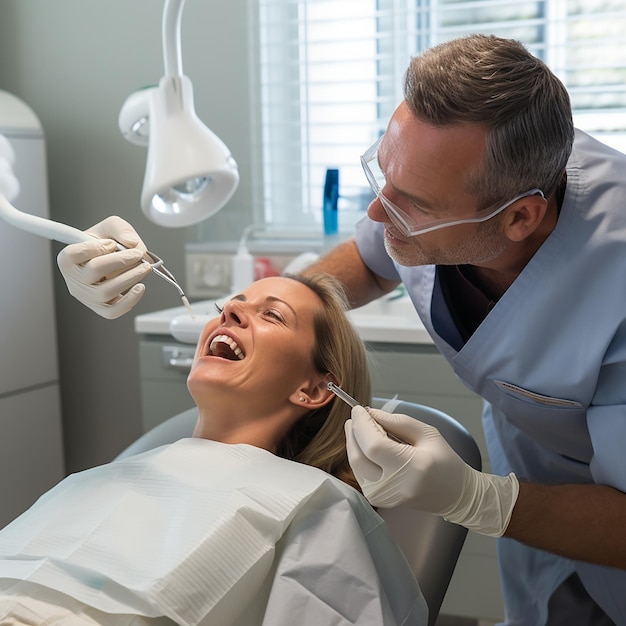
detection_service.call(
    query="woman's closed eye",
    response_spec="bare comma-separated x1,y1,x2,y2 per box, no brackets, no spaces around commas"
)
263,309,285,323
215,302,285,323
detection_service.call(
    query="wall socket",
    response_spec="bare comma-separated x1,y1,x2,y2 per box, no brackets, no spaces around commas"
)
185,251,299,299
186,253,233,298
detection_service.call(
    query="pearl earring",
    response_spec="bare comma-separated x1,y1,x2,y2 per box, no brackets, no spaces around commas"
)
299,396,306,402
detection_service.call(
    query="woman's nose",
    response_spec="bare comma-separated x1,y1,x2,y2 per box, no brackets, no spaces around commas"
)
221,300,248,326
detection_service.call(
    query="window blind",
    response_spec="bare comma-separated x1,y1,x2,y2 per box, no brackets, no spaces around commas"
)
249,0,626,231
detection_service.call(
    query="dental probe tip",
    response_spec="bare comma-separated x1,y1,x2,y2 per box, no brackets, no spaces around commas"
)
181,295,195,321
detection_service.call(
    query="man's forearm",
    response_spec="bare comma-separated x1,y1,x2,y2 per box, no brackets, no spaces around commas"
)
505,481,626,569
303,238,399,307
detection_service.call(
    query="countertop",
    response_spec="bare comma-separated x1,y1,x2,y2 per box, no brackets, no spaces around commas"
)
135,294,433,345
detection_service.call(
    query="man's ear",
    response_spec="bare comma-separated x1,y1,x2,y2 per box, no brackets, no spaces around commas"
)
289,376,334,410
502,194,549,242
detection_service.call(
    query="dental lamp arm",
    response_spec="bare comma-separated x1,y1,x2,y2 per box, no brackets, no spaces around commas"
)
163,0,184,76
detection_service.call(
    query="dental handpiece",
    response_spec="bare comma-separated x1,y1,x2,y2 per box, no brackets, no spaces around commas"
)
0,194,193,316
327,382,407,444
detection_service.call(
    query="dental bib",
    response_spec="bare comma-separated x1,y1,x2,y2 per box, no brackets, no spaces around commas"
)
0,439,426,626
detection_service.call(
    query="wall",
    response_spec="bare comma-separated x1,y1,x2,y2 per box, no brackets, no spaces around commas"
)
0,0,255,471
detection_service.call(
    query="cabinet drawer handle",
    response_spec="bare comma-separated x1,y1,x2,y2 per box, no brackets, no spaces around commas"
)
168,356,194,370
161,346,196,372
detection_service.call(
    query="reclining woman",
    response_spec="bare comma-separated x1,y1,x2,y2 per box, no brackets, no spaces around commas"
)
0,273,427,626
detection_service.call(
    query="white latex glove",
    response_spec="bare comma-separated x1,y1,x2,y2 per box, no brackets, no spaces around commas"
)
345,406,519,537
56,216,152,319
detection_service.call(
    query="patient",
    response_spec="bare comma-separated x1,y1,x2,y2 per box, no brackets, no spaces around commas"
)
187,272,370,491
0,274,427,626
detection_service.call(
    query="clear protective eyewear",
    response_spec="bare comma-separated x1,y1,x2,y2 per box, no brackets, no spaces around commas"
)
360,135,545,237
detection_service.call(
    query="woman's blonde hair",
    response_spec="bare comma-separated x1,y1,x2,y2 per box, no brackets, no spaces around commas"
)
276,273,371,491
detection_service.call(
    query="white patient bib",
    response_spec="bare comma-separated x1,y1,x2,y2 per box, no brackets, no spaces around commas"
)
0,439,426,626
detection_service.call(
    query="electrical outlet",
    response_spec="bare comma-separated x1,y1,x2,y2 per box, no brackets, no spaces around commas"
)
185,249,304,299
186,253,233,298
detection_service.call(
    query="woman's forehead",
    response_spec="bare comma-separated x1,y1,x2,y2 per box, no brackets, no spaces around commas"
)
245,276,313,299
244,277,323,317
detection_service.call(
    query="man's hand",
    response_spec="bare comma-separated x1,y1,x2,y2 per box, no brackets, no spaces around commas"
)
345,406,519,536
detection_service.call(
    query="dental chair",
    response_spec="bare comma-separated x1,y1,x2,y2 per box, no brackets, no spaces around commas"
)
116,398,481,626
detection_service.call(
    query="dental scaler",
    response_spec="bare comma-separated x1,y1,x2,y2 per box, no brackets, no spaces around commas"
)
327,382,362,409
0,193,193,317
327,382,408,445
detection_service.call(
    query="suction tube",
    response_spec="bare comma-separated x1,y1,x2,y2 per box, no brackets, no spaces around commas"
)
0,194,93,245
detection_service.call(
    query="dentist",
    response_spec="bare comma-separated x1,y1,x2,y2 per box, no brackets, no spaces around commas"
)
56,35,626,625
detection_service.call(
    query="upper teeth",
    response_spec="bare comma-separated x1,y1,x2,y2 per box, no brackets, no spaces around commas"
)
209,334,244,360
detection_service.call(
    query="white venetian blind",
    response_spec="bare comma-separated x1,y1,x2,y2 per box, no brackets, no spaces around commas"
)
249,0,626,231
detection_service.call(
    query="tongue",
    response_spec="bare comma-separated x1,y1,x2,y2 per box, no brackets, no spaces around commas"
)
212,342,239,360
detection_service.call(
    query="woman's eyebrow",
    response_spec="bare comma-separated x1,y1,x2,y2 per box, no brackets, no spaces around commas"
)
230,294,298,321
266,296,298,320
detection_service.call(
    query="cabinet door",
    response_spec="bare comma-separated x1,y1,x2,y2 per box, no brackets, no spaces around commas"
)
138,340,196,431
0,385,65,528
0,135,59,396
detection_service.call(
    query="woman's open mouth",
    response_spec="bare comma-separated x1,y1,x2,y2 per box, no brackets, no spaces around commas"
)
208,334,244,360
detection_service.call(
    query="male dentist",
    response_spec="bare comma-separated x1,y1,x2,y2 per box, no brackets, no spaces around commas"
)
57,35,626,625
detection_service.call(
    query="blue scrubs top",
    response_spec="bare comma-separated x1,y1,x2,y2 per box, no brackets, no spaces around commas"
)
355,129,626,625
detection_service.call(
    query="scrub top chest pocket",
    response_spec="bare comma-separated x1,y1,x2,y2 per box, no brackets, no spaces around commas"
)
492,380,592,464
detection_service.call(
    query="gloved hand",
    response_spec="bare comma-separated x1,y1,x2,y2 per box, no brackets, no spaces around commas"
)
57,216,152,319
345,406,519,537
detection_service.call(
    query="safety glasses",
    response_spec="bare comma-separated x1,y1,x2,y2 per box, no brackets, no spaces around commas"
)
360,135,544,237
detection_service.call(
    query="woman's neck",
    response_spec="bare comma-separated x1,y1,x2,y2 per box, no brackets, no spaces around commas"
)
191,405,301,454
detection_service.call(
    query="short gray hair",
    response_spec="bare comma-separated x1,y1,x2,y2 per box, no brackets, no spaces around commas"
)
403,34,574,207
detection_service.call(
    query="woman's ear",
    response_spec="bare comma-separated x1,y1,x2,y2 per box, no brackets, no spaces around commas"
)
502,194,549,242
289,376,334,410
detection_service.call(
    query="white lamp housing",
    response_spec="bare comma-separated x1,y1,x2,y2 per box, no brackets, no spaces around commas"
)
119,0,239,227
141,75,238,227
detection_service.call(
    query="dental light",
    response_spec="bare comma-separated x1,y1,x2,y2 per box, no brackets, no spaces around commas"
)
118,0,239,228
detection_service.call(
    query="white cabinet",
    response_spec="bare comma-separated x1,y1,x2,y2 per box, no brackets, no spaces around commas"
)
137,338,196,432
0,91,65,528
0,388,65,527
